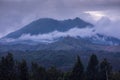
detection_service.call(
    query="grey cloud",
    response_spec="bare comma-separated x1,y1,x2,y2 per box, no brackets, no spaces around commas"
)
2,27,95,43
95,17,120,38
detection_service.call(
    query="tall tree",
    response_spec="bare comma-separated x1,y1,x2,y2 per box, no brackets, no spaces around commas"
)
31,62,46,80
86,54,99,80
63,72,71,80
70,56,84,80
18,59,29,80
0,53,16,80
0,57,6,80
5,53,16,80
31,62,39,80
47,66,61,80
99,59,112,80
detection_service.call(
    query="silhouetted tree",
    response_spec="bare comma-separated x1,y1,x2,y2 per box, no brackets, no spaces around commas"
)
99,59,112,80
86,54,99,80
47,66,62,80
6,53,16,80
0,57,6,80
18,59,29,80
31,62,46,80
0,53,16,80
31,62,39,80
70,56,84,80
112,71,120,80
63,72,71,80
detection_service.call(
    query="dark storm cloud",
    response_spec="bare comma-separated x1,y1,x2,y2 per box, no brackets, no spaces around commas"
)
0,0,120,38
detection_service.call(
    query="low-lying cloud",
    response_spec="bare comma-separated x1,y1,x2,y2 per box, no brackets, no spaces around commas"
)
2,27,95,43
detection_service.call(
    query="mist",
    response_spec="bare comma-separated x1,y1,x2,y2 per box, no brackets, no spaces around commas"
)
95,17,120,39
2,27,94,43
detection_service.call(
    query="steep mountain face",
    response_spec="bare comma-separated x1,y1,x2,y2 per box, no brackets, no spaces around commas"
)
1,17,120,52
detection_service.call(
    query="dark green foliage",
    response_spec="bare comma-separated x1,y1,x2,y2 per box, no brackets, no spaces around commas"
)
70,56,84,80
31,62,39,80
31,62,46,80
99,59,112,80
0,53,16,80
0,53,118,80
112,72,120,80
18,59,29,80
0,57,6,80
47,66,62,80
86,54,99,80
63,72,72,80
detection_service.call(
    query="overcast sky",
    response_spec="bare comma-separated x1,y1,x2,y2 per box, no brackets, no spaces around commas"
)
0,0,120,38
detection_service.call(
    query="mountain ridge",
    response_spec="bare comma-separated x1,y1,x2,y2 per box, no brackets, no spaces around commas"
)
4,17,93,39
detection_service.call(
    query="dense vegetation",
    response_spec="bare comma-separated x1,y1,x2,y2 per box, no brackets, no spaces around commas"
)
0,53,120,80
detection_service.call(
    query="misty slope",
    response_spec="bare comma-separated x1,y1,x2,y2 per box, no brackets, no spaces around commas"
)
4,17,93,38
0,36,120,52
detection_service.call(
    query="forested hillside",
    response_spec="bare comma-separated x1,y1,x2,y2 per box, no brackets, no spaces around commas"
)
0,53,120,80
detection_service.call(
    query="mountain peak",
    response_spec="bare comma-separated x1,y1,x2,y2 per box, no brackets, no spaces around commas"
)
4,18,93,39
74,17,82,21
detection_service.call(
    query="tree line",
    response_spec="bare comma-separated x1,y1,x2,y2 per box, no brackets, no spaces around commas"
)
0,53,119,80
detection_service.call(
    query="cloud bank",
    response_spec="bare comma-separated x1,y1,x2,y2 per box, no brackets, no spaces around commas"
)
2,27,95,43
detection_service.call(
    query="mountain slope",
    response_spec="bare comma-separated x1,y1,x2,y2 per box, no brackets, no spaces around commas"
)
0,17,120,52
4,17,93,39
0,36,120,52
